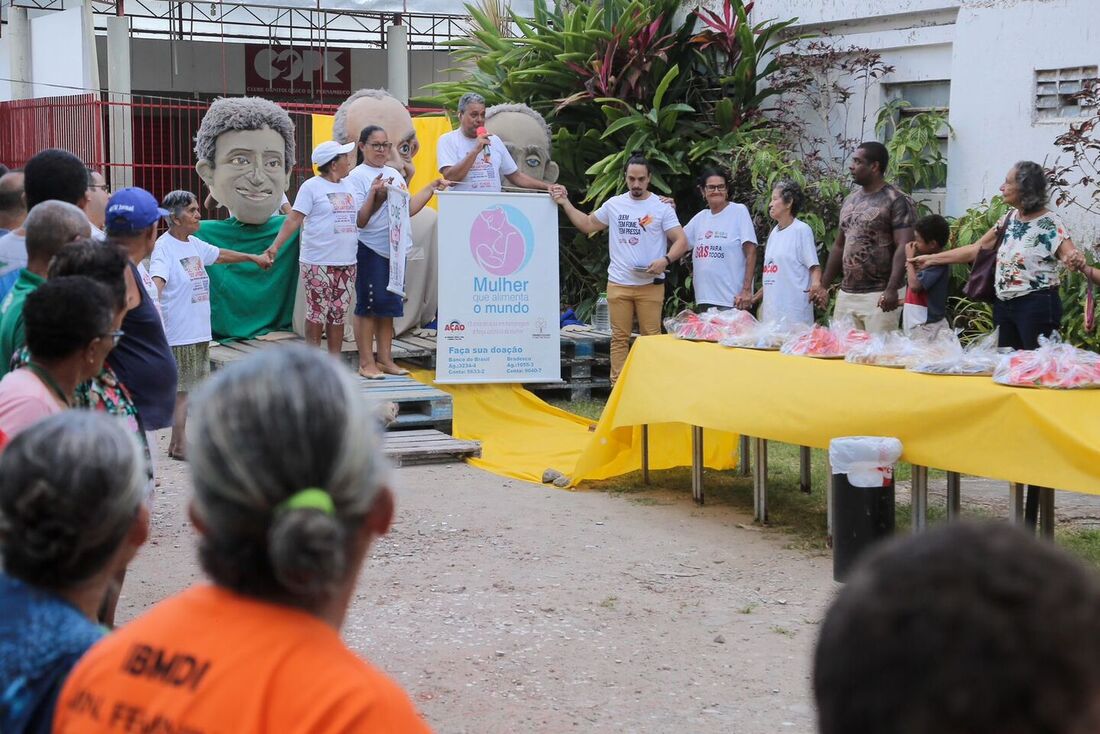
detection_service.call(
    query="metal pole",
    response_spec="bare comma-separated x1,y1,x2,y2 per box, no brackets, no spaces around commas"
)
911,465,928,534
753,438,768,523
1009,483,1025,525
825,450,833,543
640,424,649,485
1039,488,1055,540
946,471,961,520
799,446,812,494
739,434,750,476
691,426,704,505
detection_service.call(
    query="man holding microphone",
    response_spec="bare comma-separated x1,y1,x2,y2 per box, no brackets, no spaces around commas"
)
437,93,553,193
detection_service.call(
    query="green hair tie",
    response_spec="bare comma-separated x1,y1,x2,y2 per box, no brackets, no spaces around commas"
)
276,488,335,516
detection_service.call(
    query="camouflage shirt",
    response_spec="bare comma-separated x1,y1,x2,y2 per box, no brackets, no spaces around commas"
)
839,182,916,293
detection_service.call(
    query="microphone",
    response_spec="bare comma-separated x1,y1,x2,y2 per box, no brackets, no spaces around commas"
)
477,126,491,162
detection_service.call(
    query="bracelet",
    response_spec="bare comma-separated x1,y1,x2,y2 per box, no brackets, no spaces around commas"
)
664,255,672,266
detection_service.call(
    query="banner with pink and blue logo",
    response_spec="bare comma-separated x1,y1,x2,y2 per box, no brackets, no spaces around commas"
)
436,191,561,384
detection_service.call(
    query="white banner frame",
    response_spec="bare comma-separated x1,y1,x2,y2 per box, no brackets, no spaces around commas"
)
436,190,561,384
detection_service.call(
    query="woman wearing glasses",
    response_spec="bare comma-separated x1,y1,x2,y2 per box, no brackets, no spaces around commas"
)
152,190,271,461
0,276,122,448
347,124,450,379
682,167,759,311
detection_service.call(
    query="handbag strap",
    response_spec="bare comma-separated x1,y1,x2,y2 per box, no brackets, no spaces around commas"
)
993,212,1012,251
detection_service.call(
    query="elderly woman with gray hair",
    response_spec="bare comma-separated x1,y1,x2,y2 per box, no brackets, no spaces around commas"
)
54,347,432,733
0,411,149,734
912,161,1084,349
436,92,553,193
151,190,271,460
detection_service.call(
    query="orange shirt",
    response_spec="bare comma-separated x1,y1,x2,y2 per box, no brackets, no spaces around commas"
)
54,585,433,734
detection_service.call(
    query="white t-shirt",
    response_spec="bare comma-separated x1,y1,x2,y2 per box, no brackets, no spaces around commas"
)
149,232,221,346
346,162,407,257
89,223,107,242
593,193,681,287
292,177,359,266
436,130,518,192
684,203,758,307
136,261,164,322
760,219,820,327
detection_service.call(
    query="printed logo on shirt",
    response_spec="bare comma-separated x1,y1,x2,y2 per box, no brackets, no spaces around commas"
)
762,258,779,286
326,192,358,234
180,256,210,304
694,244,725,260
615,214,646,241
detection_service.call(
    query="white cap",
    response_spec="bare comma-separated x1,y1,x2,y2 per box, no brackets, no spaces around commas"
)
311,140,355,166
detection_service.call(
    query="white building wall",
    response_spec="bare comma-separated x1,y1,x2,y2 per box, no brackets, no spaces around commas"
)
90,37,460,100
948,0,1098,241
753,0,1099,240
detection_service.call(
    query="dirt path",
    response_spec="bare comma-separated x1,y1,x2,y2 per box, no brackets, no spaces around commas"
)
124,436,837,734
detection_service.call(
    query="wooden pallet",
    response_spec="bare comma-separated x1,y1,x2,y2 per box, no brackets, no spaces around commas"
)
359,373,453,433
209,331,434,369
383,429,481,467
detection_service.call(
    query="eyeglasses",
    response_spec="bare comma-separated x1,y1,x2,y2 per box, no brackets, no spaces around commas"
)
703,184,727,192
368,142,393,151
99,329,124,347
88,184,111,193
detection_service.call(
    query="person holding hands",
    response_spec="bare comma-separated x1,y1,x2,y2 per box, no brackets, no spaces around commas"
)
550,153,688,383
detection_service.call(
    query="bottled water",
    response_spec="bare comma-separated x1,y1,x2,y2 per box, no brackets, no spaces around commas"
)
593,292,611,331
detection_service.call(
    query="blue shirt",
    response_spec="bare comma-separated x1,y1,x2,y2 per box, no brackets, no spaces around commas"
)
0,574,104,734
106,261,178,430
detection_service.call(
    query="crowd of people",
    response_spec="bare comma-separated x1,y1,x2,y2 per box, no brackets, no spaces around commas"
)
1,91,1100,734
547,139,1096,384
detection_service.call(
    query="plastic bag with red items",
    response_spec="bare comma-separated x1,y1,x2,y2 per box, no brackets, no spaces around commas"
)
992,334,1100,389
780,317,870,358
664,308,759,342
663,310,724,342
848,328,962,368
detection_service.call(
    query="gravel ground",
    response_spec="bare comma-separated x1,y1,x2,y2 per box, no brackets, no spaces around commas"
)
122,434,838,734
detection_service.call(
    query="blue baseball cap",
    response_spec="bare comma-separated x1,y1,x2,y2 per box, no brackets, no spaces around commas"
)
105,187,169,234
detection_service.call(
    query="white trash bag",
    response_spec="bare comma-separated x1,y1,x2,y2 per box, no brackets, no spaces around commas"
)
829,437,903,488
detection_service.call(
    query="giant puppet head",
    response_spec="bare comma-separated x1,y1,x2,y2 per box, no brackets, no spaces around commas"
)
484,103,559,185
333,88,419,182
195,97,295,225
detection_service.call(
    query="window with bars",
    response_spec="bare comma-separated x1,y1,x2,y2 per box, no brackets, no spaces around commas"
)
883,80,950,189
1035,66,1098,120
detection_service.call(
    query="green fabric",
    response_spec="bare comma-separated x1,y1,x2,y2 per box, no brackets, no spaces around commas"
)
200,216,301,341
0,270,44,378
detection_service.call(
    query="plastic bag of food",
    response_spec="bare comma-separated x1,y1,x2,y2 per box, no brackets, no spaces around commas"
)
663,310,723,342
991,333,1100,389
846,330,922,367
720,317,802,350
908,329,1002,376
704,308,758,337
781,317,870,358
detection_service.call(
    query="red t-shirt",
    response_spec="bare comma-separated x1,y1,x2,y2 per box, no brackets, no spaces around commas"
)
54,585,433,734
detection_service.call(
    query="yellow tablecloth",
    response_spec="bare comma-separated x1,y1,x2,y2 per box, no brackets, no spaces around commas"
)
573,335,1100,495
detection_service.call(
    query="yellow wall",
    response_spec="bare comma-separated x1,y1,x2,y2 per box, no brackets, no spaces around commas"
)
311,113,454,210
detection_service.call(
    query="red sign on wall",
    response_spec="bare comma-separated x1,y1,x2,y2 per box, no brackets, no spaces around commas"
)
245,45,351,97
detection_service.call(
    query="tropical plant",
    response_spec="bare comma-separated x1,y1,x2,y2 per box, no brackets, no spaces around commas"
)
875,100,952,198
421,0,806,312
1049,78,1100,219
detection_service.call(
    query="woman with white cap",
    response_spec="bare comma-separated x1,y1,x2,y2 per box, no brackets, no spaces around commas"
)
265,141,366,355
